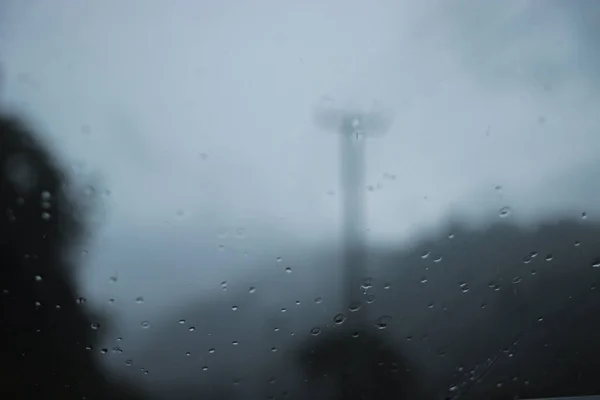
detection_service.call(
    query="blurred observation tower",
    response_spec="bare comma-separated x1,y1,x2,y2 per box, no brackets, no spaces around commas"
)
314,98,392,324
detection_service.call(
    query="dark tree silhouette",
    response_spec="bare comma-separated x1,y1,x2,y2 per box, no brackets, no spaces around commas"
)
0,113,144,399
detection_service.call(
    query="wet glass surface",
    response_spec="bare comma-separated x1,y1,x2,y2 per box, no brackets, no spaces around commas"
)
2,1,600,399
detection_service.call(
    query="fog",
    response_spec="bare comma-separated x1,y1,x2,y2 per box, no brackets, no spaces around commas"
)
2,1,600,398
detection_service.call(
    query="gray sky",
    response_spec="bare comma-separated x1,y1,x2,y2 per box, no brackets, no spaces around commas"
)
2,0,600,388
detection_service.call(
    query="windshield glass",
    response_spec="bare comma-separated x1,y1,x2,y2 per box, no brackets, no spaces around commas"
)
2,1,600,399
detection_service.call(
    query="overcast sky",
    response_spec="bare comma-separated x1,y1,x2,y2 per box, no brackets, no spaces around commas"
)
2,0,600,381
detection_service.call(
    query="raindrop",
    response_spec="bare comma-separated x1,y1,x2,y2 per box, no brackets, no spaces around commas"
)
420,277,428,284
221,281,227,290
248,286,256,294
348,303,361,312
361,278,373,289
366,294,376,304
592,259,600,268
125,359,133,366
433,256,443,263
90,323,100,330
141,321,150,329
202,366,208,371
545,254,553,261
280,308,287,313
428,303,434,309
109,276,117,283
41,212,51,221
270,347,278,352
582,212,588,219
135,297,144,304
310,327,321,336
232,341,239,346
575,241,581,247
295,300,301,305
179,319,186,324
499,207,511,218
375,315,392,330
232,305,238,311
34,275,42,282
333,313,346,325
512,276,522,284
448,233,455,239
100,348,108,354
285,267,292,274
383,282,391,290
421,251,430,259
314,297,323,304
530,269,537,275
276,257,283,263
208,348,216,354
41,191,52,201
189,326,196,332
523,254,533,264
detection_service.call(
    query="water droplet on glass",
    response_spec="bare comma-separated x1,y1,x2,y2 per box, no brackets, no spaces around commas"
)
208,348,216,354
248,286,256,294
499,207,511,218
280,308,287,313
34,275,42,282
575,241,581,247
141,321,150,329
179,319,186,324
512,276,522,284
375,315,392,330
592,259,600,268
135,297,144,304
232,305,238,311
109,276,117,283
276,257,283,263
310,327,321,336
348,303,361,312
270,347,278,352
221,281,227,290
523,254,533,264
75,297,86,304
314,297,323,304
295,300,300,305
384,282,391,289
232,341,239,346
433,256,443,263
189,326,196,332
41,212,51,221
285,267,292,274
421,251,430,259
366,294,375,304
202,366,208,371
91,323,100,330
333,313,346,325
545,254,553,261
420,277,428,284
125,359,133,366
582,212,588,219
